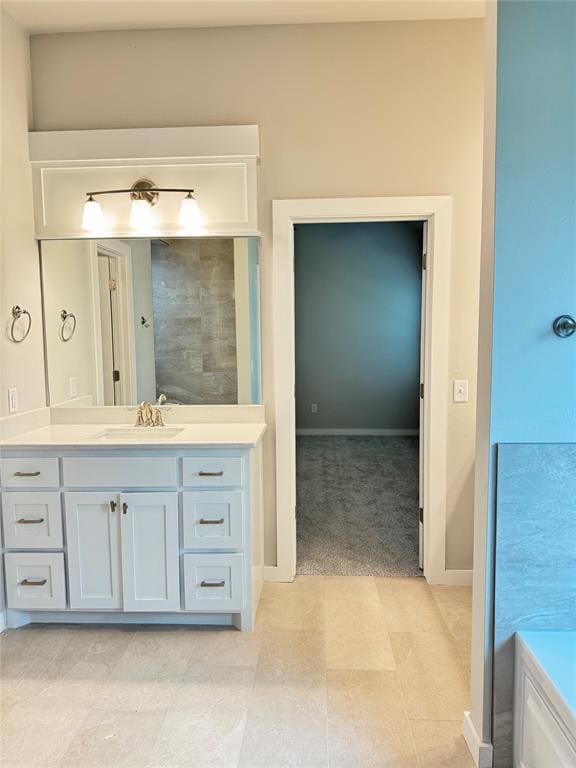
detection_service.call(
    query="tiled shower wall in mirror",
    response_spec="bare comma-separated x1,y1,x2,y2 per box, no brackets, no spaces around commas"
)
152,238,238,404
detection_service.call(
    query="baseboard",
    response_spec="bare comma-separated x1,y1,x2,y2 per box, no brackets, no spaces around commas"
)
296,428,419,436
463,711,494,767
439,569,473,586
264,565,294,582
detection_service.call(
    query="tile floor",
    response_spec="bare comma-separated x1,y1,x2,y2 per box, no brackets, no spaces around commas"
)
0,576,474,768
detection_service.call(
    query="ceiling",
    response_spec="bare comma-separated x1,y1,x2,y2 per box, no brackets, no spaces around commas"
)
5,0,485,35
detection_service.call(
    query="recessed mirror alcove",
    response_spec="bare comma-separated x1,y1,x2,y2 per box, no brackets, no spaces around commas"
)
40,237,262,407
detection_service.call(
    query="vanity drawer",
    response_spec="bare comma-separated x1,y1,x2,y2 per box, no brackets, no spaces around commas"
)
183,553,244,611
4,552,66,610
2,492,63,549
0,458,59,488
182,457,243,487
182,491,244,549
62,457,177,488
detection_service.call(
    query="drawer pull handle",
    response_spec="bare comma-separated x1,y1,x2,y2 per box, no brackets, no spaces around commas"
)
199,518,225,525
14,471,41,477
110,501,117,512
122,502,128,515
198,471,224,477
20,578,47,587
200,580,226,588
17,517,45,525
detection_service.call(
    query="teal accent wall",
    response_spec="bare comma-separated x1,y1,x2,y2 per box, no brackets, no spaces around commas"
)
490,2,576,764
294,222,423,431
491,0,576,444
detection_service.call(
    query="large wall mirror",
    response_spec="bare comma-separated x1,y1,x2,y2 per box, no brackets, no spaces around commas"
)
40,238,262,407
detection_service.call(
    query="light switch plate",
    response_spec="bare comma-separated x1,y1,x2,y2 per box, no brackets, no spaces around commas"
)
310,403,318,413
453,379,469,403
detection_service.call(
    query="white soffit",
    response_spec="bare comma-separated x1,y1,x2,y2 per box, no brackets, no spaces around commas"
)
5,0,486,35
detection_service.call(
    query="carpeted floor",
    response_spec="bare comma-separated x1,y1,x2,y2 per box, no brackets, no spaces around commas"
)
296,436,421,577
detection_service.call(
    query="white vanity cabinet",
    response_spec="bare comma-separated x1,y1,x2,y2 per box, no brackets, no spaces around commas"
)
1,440,264,631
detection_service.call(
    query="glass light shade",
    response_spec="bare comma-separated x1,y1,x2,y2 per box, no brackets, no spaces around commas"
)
81,198,104,231
178,194,203,230
130,198,154,230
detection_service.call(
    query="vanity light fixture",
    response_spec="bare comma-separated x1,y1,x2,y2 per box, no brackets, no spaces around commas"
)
81,178,203,233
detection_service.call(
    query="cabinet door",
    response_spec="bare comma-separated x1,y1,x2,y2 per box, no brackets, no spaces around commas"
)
64,492,121,609
120,492,180,611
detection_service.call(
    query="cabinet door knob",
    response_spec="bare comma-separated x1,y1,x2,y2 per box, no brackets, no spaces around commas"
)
122,502,128,515
110,500,117,512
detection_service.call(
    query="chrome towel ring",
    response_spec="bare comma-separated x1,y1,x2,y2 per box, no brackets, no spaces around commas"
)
60,309,77,342
9,305,31,343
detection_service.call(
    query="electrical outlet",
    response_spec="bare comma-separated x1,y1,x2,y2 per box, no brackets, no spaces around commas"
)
8,388,18,414
453,379,469,403
310,403,318,413
69,377,78,398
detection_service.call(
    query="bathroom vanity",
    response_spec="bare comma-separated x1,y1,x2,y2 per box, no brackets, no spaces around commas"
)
0,423,265,631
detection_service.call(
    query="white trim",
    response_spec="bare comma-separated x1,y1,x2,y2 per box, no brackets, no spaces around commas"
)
463,711,494,768
441,569,473,586
29,125,260,163
272,195,452,585
296,428,418,436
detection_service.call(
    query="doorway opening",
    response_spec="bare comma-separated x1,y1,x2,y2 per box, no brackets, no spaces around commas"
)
89,239,136,406
271,196,452,586
294,221,425,576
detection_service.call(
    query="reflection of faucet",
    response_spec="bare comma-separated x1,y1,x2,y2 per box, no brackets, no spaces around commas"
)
134,401,165,427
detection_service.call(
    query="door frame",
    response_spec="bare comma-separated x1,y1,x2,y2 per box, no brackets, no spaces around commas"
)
270,195,452,585
89,239,137,405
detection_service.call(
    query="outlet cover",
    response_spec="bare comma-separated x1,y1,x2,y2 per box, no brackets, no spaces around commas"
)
8,388,18,414
310,403,318,413
453,379,469,403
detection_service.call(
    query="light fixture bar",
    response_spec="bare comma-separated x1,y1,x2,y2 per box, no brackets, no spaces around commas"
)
85,188,195,196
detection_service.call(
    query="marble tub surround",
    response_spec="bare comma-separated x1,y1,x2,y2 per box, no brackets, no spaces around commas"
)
492,443,576,768
0,575,473,768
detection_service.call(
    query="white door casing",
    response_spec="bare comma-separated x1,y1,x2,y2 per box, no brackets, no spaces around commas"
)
270,196,452,585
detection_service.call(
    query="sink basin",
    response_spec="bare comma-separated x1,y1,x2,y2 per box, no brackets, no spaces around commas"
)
93,427,184,441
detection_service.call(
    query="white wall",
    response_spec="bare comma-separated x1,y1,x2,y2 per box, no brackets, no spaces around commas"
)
27,19,484,569
41,240,97,406
0,9,45,418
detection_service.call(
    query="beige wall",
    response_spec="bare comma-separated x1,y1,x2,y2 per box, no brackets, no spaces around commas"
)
27,19,484,569
1,9,45,418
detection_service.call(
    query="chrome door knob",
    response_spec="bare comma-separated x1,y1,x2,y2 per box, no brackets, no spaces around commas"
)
552,315,576,338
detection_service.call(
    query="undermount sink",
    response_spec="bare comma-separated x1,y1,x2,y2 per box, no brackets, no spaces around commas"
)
93,427,184,441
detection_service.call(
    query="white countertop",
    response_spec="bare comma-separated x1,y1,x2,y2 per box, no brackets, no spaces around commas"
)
0,423,266,449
